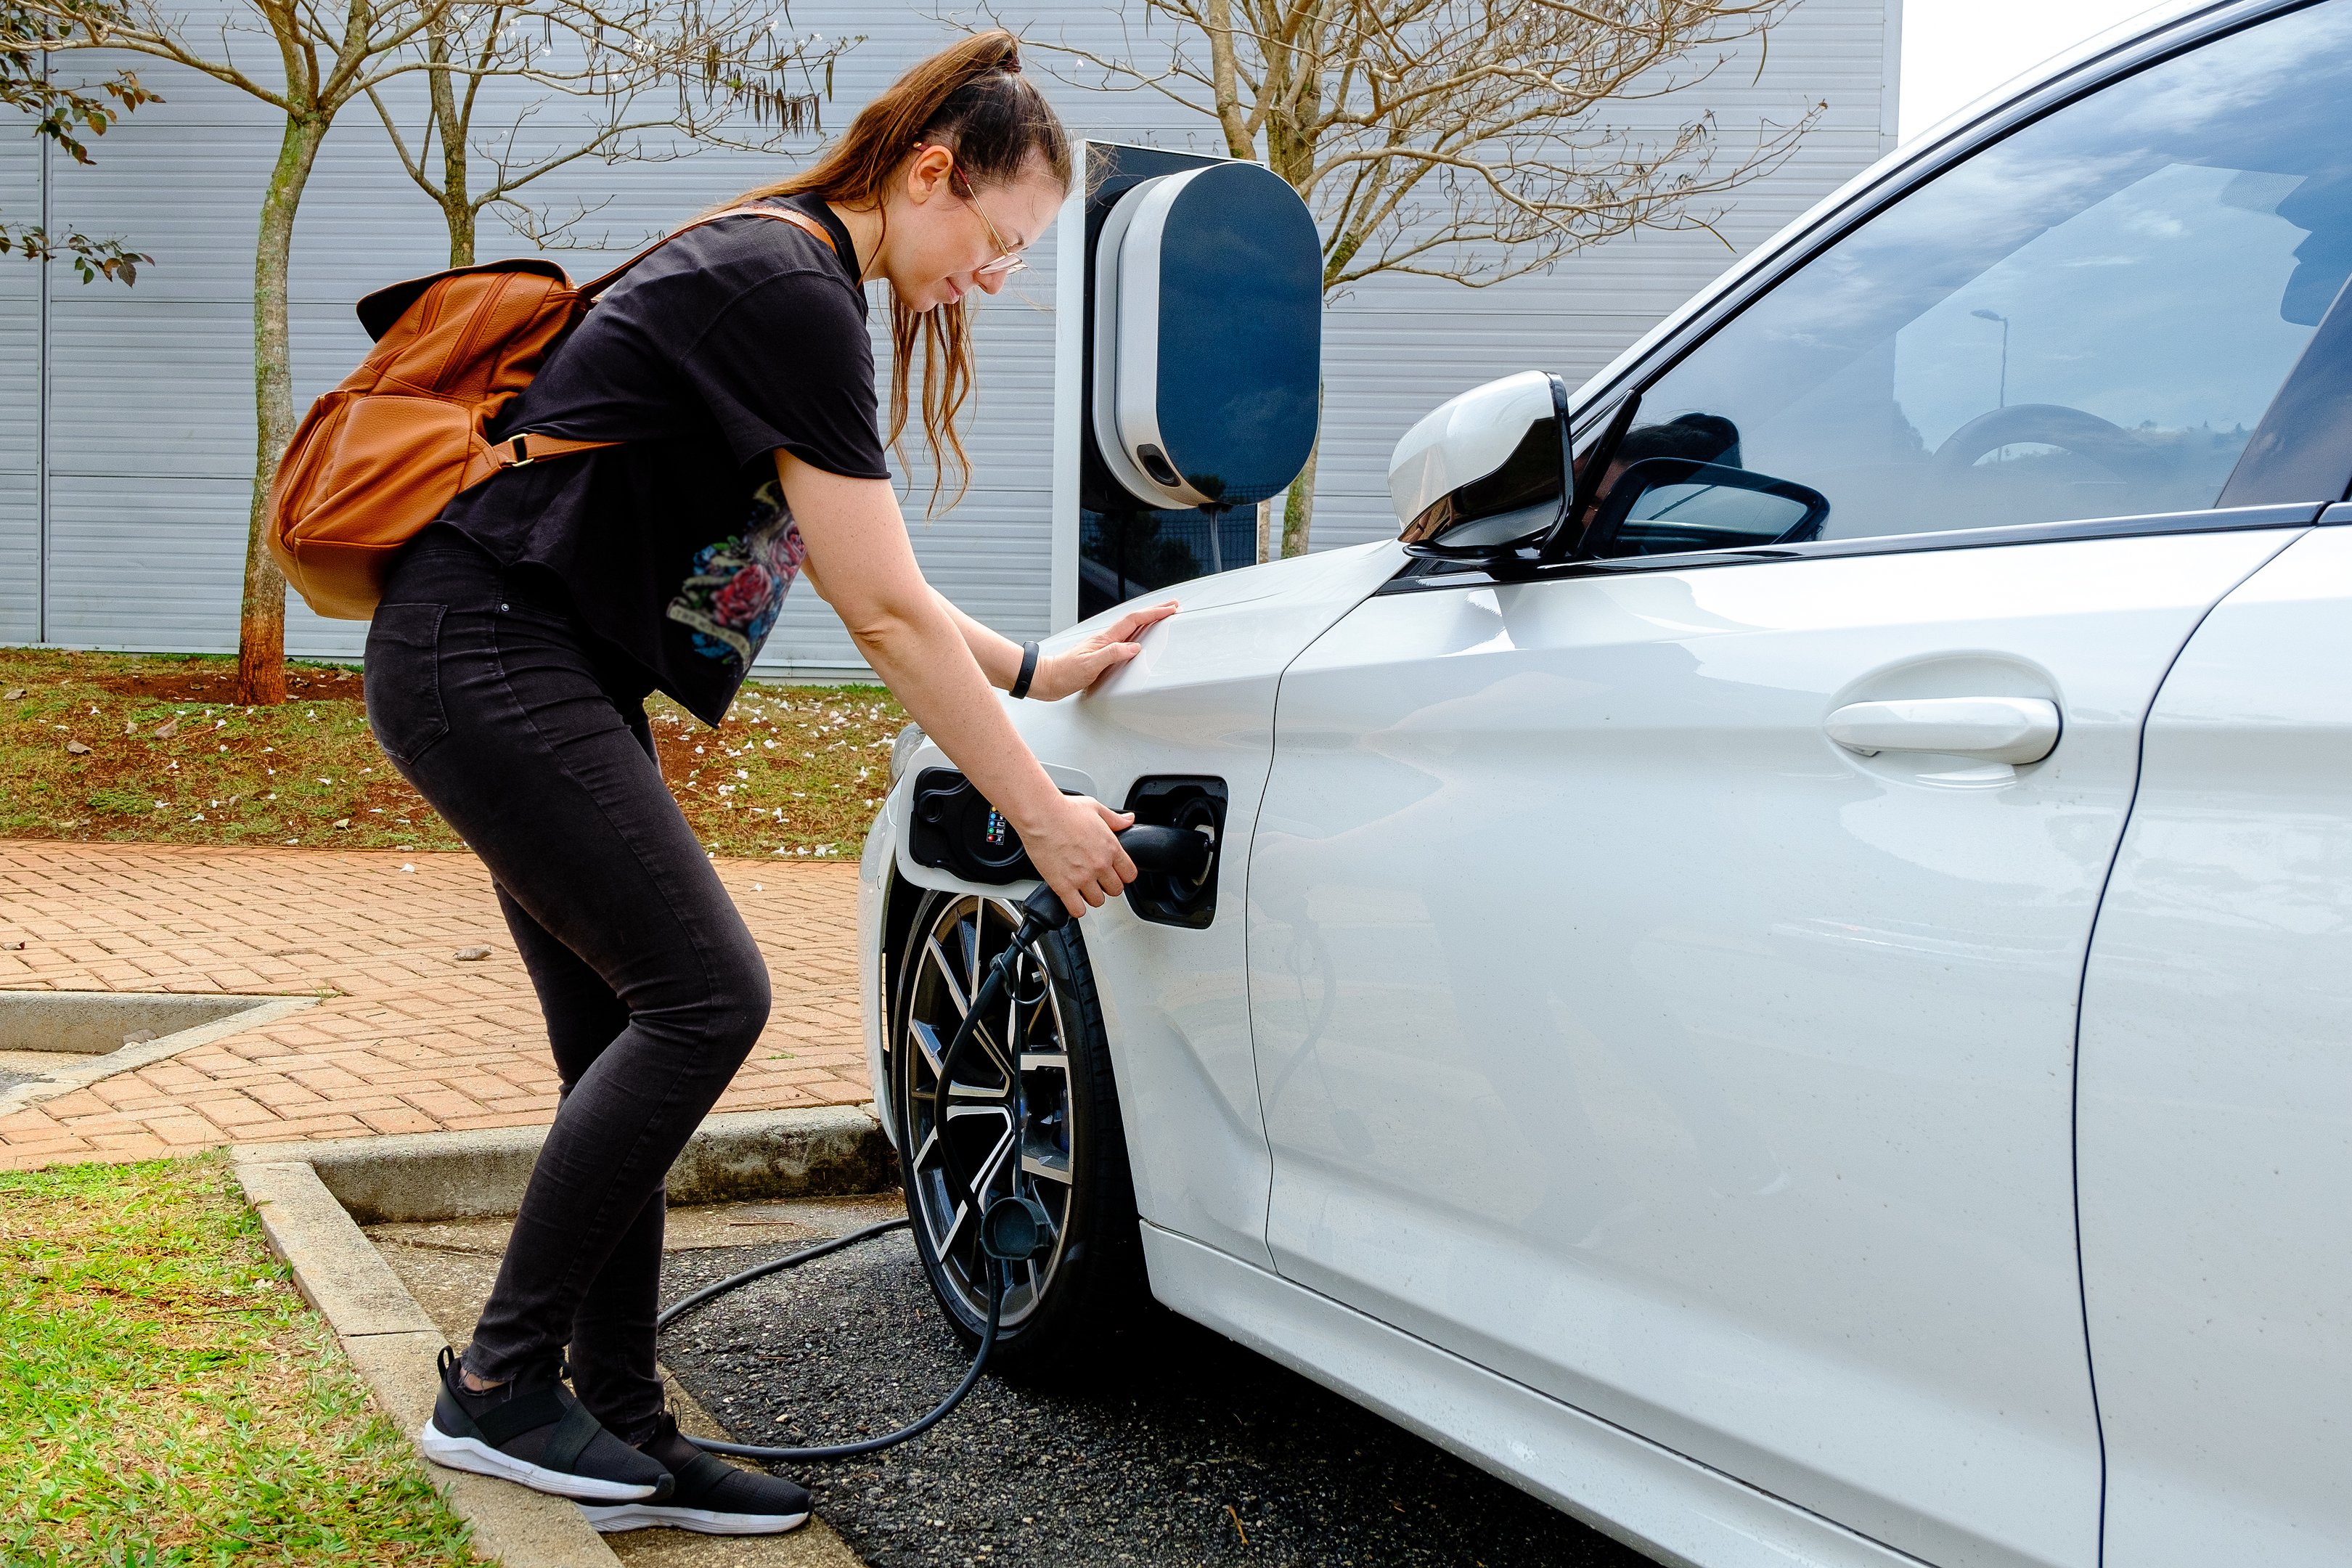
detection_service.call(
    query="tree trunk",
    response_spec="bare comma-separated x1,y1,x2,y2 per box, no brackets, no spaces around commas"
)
1202,0,1255,158
1281,378,1325,557
1282,428,1319,558
430,24,473,267
443,192,474,269
1259,56,1323,560
236,112,328,707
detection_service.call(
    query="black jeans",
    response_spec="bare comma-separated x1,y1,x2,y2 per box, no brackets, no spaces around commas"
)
363,526,769,1444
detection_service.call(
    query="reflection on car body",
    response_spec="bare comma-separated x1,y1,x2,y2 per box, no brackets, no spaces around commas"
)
865,4,2352,1565
1612,5,2352,551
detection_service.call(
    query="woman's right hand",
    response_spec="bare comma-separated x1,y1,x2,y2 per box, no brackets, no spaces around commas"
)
1014,791,1138,918
776,456,1140,918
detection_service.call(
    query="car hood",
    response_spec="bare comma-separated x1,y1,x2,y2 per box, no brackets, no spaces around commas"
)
1048,538,1410,696
1057,538,1403,639
887,537,1408,898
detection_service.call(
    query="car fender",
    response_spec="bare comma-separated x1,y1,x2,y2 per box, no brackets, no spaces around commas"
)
865,539,1408,1264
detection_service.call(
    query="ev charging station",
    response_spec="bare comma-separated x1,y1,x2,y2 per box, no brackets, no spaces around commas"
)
1049,142,1323,626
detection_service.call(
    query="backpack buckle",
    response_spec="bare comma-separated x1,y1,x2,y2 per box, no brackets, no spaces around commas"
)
508,435,535,467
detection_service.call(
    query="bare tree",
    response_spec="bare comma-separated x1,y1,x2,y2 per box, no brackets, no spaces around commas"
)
1,0,157,282
6,0,849,702
1023,0,1821,554
4,0,485,703
366,2,859,268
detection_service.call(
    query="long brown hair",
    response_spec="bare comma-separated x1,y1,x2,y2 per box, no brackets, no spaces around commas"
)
730,31,1069,510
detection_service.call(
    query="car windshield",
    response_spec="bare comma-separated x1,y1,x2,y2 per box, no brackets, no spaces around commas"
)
1622,0,2352,543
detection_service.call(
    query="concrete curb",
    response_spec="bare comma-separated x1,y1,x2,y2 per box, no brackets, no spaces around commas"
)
0,993,318,1116
1,989,287,1054
240,1104,896,1223
231,1106,898,1567
237,1158,618,1568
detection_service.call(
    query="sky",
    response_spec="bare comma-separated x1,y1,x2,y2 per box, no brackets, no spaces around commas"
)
1899,0,2172,140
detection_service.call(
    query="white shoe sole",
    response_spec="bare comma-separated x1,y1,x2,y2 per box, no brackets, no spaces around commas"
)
417,1419,663,1503
579,1500,811,1535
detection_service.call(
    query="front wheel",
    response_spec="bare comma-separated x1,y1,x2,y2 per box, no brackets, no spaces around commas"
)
890,889,1146,1370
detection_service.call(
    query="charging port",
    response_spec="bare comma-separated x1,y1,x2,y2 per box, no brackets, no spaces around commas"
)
1122,777,1226,929
909,768,1226,928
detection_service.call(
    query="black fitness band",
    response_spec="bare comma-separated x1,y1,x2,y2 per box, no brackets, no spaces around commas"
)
1010,640,1039,700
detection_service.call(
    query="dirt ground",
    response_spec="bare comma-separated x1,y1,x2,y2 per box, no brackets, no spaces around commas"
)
373,1199,1651,1568
1,648,902,858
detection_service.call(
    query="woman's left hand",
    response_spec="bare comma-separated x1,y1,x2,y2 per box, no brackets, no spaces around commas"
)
1026,600,1179,701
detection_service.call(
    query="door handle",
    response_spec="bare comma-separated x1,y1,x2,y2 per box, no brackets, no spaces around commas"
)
1826,697,2060,764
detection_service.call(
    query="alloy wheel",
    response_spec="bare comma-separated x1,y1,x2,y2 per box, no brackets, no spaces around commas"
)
895,893,1077,1330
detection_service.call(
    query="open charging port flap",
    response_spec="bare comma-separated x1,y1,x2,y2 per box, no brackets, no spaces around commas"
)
1121,776,1226,929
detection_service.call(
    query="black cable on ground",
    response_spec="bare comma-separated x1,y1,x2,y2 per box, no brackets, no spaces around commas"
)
653,1217,913,1332
652,830,1210,1466
650,907,1040,1465
657,1224,1003,1461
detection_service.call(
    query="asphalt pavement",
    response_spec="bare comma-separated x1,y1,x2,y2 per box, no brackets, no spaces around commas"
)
656,1231,1653,1568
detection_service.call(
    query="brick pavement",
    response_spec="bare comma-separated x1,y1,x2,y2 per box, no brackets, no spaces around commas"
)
0,841,869,1171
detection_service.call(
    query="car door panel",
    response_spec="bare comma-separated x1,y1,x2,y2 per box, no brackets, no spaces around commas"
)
2078,521,2352,1567
1246,526,2303,1568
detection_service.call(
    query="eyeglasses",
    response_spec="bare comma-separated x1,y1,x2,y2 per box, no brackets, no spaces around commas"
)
915,142,1027,278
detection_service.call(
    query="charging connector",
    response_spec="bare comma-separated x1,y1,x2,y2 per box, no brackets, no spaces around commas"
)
1122,777,1227,928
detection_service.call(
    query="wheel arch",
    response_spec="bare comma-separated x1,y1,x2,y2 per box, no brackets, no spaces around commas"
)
872,865,930,1148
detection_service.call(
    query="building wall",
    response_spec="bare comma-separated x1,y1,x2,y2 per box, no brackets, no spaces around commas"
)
1,132,40,645
4,1,1897,677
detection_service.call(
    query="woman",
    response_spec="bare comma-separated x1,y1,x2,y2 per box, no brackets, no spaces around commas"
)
363,31,1172,1535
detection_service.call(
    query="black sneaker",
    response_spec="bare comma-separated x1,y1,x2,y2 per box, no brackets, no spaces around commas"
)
579,1411,812,1535
417,1347,674,1504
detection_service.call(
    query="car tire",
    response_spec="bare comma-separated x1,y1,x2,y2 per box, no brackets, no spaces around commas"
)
890,887,1147,1373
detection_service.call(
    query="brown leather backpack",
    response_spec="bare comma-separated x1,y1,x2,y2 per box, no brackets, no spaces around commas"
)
266,205,836,619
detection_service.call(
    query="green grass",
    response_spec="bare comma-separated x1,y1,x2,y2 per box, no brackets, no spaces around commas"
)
0,647,905,859
0,1154,480,1567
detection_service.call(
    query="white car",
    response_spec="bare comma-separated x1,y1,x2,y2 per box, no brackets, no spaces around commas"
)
858,2,2352,1563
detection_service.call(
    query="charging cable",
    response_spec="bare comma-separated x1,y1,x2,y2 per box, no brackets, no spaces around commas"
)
653,824,1212,1465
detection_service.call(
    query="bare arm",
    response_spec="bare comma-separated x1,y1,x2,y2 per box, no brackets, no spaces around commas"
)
776,451,1134,915
927,588,1180,701
928,588,1024,688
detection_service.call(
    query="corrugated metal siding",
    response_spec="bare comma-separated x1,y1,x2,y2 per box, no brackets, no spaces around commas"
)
0,134,38,642
16,0,1892,674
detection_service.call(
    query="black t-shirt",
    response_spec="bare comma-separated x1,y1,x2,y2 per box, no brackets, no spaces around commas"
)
439,193,889,724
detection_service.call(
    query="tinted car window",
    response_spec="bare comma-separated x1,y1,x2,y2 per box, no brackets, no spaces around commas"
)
1599,1,2352,553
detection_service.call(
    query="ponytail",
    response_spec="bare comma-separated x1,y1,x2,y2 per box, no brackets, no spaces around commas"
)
729,30,1071,511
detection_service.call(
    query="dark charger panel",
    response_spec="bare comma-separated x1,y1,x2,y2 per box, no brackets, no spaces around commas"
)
908,769,1036,884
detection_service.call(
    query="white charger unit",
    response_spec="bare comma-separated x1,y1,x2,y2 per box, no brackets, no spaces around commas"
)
1089,160,1321,513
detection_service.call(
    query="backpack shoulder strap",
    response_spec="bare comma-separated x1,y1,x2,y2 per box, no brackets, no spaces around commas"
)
477,207,843,483
579,203,841,301
479,206,845,483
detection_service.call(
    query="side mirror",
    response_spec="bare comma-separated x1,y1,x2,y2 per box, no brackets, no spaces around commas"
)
1091,160,1322,511
1583,459,1830,559
1388,371,1572,558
